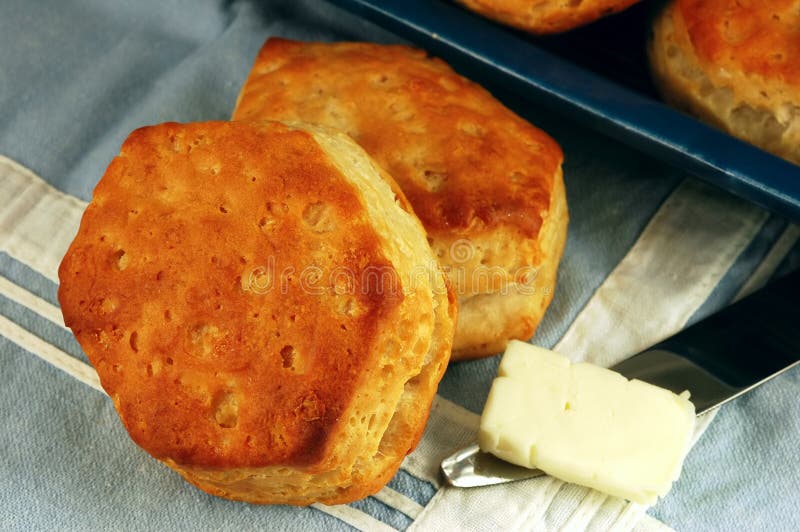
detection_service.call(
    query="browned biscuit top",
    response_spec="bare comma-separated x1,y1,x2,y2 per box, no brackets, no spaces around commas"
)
456,0,641,34
58,121,404,470
233,38,563,241
678,0,800,86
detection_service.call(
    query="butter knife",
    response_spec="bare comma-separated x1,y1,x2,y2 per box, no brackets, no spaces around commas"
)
442,269,800,488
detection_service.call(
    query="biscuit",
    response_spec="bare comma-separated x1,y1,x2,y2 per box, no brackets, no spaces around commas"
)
233,38,568,359
455,0,641,34
58,120,456,505
649,0,800,164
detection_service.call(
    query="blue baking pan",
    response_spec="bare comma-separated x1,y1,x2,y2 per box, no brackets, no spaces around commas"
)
327,0,800,223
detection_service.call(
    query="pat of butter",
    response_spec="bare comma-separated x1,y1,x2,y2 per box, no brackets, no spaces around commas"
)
479,341,695,505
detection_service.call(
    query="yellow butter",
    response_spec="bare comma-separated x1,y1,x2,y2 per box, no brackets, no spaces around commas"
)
479,341,695,505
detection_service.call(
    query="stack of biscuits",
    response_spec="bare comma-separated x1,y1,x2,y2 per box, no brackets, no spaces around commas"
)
58,39,569,505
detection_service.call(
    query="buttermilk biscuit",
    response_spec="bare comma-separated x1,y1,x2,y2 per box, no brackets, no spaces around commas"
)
455,0,641,34
233,38,568,359
58,120,456,505
649,0,800,164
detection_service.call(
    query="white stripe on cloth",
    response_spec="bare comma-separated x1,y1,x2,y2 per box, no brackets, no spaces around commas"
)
0,274,67,329
0,313,103,392
561,491,608,531
371,487,424,520
733,224,800,302
310,504,396,532
408,179,767,532
554,179,768,367
0,155,86,283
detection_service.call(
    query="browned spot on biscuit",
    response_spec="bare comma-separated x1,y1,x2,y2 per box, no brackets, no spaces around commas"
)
213,391,239,428
302,201,336,233
280,344,297,370
295,391,324,421
113,249,129,271
454,0,641,34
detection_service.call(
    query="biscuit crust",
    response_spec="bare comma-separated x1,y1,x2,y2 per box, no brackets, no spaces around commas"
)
453,167,567,357
677,0,800,88
233,39,568,358
649,0,800,164
58,120,455,504
455,0,641,34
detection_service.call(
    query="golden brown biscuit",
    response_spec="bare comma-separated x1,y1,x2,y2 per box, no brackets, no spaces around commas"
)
455,0,641,34
58,120,456,505
233,38,568,359
649,0,800,164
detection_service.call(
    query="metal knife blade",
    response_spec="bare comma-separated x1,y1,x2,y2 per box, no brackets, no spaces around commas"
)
441,270,800,488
